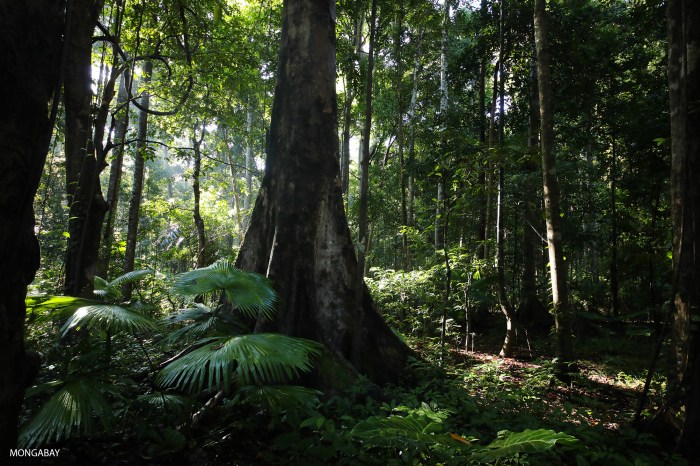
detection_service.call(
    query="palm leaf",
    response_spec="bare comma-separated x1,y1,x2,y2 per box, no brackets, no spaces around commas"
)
157,333,322,393
172,260,276,320
61,304,158,337
25,295,93,323
20,378,112,447
161,303,248,343
108,269,154,289
236,385,321,410
135,392,192,415
94,269,154,301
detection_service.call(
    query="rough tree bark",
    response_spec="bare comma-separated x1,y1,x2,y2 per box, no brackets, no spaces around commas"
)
63,0,108,297
236,0,410,387
667,0,700,456
533,0,574,366
0,0,63,448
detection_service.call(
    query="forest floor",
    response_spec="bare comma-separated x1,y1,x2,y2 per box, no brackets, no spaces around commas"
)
17,327,684,465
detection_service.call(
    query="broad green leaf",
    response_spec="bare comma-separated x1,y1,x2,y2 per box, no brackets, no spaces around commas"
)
472,429,578,462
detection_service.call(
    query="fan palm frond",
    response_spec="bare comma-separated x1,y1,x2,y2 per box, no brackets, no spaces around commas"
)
162,303,249,343
20,378,112,447
135,392,192,415
61,304,158,337
157,334,322,393
172,260,276,320
236,385,321,411
93,269,154,301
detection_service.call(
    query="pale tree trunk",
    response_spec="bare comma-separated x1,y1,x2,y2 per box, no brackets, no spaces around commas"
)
395,0,409,270
63,0,108,297
236,0,409,388
0,0,63,448
358,0,377,280
667,0,700,456
123,61,152,299
406,29,422,269
534,0,574,367
496,0,516,358
434,0,450,251
340,14,362,201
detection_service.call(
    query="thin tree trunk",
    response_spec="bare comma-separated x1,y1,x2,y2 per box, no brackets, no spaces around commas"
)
534,0,574,368
99,73,130,278
435,0,450,251
484,65,499,262
405,28,422,270
358,0,378,280
518,59,549,334
0,1,63,448
227,148,245,245
123,61,152,299
610,125,619,317
396,0,408,270
476,55,487,260
236,0,409,388
243,107,254,229
193,124,207,269
496,0,516,358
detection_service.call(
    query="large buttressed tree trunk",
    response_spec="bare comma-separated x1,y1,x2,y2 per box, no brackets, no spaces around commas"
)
667,0,700,455
0,0,64,448
236,0,410,387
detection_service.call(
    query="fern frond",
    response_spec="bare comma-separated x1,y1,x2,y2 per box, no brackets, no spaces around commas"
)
19,379,111,447
157,334,322,393
61,304,158,337
172,260,276,320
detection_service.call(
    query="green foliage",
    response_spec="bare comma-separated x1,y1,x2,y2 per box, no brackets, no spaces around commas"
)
472,429,578,463
172,259,276,320
61,304,158,336
157,333,322,392
20,378,111,447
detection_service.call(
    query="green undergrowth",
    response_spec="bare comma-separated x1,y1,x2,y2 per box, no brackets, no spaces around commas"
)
20,264,683,464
